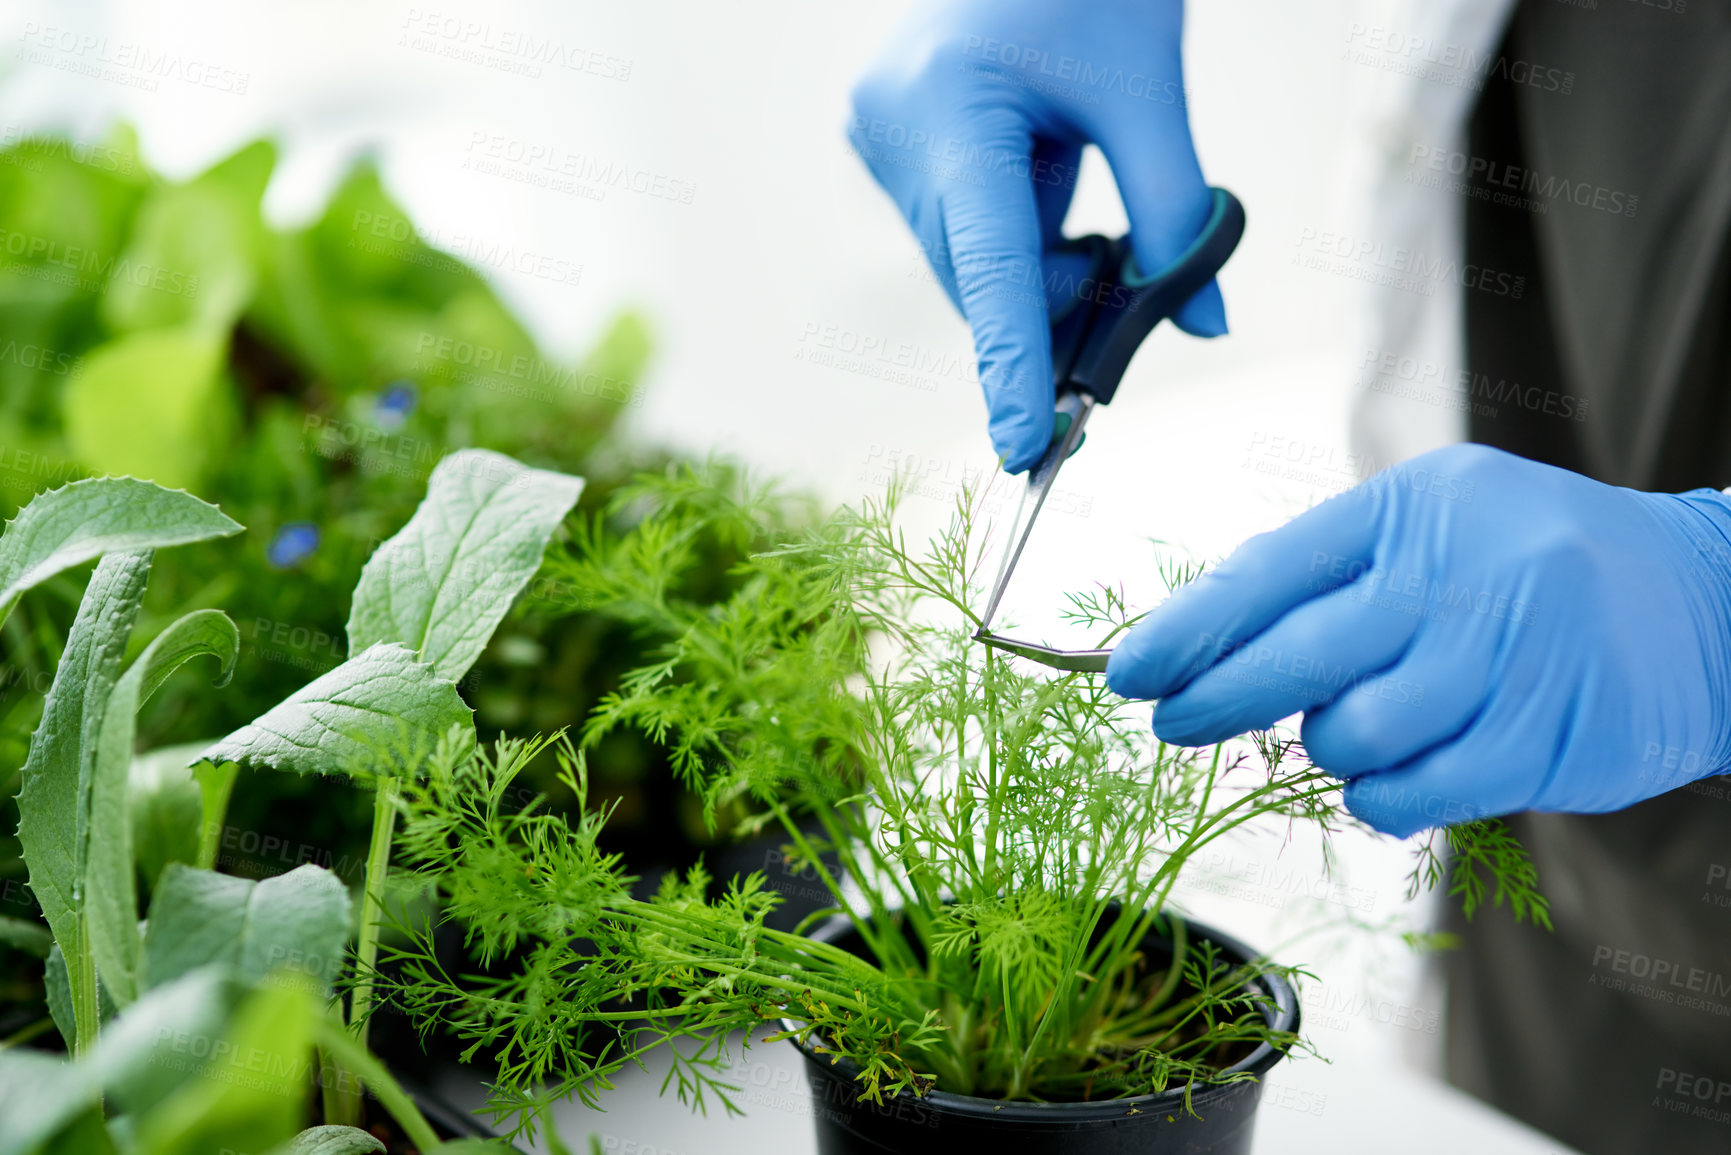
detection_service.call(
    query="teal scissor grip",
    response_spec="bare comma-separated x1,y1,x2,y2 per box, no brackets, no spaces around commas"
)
1048,186,1245,407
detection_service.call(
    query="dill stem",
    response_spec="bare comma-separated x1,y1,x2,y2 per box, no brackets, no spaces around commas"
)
768,802,912,974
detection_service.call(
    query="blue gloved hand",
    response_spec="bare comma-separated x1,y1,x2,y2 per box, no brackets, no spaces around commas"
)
1106,444,1731,837
850,0,1225,474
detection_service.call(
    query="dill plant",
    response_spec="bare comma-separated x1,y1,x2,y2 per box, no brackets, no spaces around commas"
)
380,466,1547,1136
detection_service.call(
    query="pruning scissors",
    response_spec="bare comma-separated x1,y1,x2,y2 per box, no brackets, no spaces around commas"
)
974,187,1246,673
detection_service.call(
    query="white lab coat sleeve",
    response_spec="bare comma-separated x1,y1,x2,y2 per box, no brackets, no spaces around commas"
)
1346,0,1521,468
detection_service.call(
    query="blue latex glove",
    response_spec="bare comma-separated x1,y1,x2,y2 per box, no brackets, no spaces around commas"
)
1105,445,1731,837
850,0,1226,474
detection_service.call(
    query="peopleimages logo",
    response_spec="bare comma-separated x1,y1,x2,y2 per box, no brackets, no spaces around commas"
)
1292,228,1525,299
1591,945,1731,1012
1408,145,1639,218
959,37,1187,106
0,226,197,297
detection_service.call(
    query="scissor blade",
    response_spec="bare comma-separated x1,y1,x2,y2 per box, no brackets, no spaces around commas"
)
978,393,1096,633
974,630,1112,673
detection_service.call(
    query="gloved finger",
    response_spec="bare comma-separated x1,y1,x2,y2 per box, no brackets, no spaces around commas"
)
1341,704,1537,838
1150,580,1418,747
1096,117,1226,338
1171,279,1228,339
1107,485,1383,701
939,108,1056,474
1301,618,1501,778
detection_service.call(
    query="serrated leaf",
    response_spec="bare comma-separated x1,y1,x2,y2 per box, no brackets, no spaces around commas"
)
88,609,241,1007
198,642,474,777
275,1126,386,1155
17,551,152,1047
347,448,583,681
0,477,241,631
140,864,351,999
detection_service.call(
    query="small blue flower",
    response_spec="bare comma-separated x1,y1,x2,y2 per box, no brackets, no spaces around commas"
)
267,522,321,569
377,381,418,430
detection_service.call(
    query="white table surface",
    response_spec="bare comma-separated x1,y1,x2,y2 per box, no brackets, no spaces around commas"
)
437,1034,1585,1155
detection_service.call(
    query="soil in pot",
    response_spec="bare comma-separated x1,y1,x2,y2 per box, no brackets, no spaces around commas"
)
789,911,1300,1155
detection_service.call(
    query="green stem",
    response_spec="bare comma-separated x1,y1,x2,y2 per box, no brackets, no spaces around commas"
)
316,1015,442,1152
69,914,100,1058
332,774,399,1126
351,775,399,1044
319,1046,344,1128
1146,911,1188,1014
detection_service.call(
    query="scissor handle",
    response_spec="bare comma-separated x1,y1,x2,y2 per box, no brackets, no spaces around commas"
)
1049,186,1245,407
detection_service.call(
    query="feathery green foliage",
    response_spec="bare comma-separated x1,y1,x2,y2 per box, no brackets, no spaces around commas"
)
382,465,1547,1138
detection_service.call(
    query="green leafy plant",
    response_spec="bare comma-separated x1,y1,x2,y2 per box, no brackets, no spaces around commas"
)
0,477,437,1153
5,479,242,1056
0,127,686,958
0,456,589,1152
378,467,1551,1138
195,446,582,1128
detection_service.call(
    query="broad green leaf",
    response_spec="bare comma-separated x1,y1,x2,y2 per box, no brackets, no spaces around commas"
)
41,1107,117,1155
62,328,233,492
141,864,350,999
95,967,245,1119
131,983,315,1155
347,449,584,680
248,228,349,384
0,1050,98,1155
99,147,270,334
198,642,474,777
275,1126,386,1155
0,968,245,1153
192,759,238,870
100,140,274,335
195,139,276,206
580,310,652,400
88,610,241,1006
0,477,241,630
130,744,211,896
16,551,152,1049
97,181,254,332
311,162,482,299
0,915,51,958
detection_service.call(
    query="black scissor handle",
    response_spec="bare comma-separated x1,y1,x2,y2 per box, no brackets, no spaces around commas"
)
1049,186,1246,407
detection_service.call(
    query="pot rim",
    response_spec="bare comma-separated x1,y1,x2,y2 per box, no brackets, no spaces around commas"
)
781,910,1300,1123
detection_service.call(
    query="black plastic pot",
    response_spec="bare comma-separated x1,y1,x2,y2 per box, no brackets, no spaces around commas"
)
788,913,1299,1155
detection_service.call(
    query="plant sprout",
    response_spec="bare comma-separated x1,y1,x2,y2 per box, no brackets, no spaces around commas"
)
380,465,1548,1138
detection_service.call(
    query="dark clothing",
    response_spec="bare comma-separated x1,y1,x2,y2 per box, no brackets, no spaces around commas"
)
1451,2,1731,1152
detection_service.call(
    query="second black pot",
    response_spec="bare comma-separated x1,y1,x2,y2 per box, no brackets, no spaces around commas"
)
789,913,1299,1155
